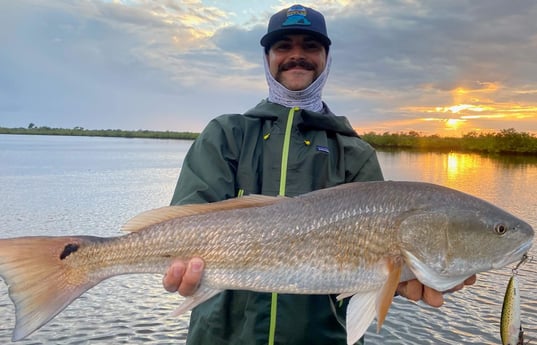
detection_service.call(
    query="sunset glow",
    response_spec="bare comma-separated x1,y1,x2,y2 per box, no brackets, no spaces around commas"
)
397,82,537,136
445,118,466,130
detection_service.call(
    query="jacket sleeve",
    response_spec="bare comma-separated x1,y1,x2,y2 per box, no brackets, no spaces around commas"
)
351,149,384,182
170,116,241,206
341,135,384,183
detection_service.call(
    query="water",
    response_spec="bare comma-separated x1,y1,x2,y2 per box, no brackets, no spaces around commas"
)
0,134,536,344
0,135,190,344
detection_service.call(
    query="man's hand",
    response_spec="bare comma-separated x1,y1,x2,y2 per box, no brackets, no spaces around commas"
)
162,257,204,296
396,275,477,307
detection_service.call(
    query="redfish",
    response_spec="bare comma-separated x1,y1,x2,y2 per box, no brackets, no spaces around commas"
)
0,181,533,344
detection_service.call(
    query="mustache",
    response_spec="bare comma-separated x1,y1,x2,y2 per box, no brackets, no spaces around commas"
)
280,59,315,72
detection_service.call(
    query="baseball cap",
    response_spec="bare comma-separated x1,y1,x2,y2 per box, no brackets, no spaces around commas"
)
260,4,331,51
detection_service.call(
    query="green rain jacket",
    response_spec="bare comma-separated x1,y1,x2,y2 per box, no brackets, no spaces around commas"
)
170,100,384,345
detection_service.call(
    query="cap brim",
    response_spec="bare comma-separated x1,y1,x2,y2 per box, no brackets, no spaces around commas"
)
260,28,331,49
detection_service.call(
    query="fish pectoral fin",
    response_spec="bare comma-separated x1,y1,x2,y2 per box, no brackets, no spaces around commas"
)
376,258,402,332
122,195,284,232
403,250,470,291
346,291,377,345
345,258,401,344
170,286,222,316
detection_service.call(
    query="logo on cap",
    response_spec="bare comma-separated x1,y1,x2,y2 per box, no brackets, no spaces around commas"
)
282,5,311,26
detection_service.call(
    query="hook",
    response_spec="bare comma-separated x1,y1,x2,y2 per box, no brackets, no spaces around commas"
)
512,254,530,275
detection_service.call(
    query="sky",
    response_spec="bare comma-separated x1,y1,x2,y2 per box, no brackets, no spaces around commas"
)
1,0,537,136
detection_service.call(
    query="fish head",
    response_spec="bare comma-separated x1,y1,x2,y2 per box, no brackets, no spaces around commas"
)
399,203,534,291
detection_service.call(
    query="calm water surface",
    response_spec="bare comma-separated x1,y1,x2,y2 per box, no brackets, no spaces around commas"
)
1,134,536,344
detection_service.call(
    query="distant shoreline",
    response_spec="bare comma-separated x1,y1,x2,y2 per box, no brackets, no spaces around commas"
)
0,126,199,140
2,126,537,155
362,129,537,156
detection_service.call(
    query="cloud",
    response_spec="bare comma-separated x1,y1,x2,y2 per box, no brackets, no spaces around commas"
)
319,0,537,134
0,0,536,135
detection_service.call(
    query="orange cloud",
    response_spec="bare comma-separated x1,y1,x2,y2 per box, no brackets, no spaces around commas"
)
397,82,537,136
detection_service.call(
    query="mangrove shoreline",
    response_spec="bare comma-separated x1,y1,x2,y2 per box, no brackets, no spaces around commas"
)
2,126,537,156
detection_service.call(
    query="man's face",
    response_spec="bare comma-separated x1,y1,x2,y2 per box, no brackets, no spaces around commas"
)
267,34,327,91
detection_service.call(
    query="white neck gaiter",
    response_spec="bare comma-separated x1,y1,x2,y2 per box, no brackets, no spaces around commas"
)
264,52,332,113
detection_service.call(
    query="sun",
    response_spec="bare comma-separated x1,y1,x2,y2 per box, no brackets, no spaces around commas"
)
446,118,465,130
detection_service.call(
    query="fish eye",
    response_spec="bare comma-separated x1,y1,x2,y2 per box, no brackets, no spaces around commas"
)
494,223,508,235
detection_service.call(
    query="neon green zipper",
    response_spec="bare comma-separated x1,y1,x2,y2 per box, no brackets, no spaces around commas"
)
268,106,298,345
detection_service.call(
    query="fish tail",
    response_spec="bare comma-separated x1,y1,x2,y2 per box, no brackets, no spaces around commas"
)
0,236,103,341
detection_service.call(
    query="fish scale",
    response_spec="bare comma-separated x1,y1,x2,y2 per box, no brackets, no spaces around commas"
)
0,180,533,344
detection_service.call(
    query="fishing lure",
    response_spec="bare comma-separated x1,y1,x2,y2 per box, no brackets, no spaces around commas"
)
501,254,528,345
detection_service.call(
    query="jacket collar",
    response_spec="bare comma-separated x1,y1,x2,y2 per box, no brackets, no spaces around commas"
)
244,100,359,137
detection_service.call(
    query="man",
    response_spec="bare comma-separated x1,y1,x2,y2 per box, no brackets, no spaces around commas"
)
163,4,475,345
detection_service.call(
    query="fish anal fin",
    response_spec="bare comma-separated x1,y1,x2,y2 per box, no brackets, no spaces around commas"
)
122,195,284,232
346,291,377,345
171,286,222,316
376,257,402,332
336,291,355,301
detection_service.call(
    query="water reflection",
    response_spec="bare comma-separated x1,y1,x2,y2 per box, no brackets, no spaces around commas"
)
378,150,537,218
446,152,477,181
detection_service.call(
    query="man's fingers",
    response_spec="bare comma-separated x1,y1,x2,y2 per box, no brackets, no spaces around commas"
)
163,260,186,292
464,274,477,286
427,274,477,305
397,275,477,308
423,286,444,307
447,283,464,293
397,280,443,307
397,280,423,302
446,274,477,293
178,257,204,297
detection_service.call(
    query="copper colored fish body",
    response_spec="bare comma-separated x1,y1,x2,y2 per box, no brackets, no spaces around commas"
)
0,181,534,344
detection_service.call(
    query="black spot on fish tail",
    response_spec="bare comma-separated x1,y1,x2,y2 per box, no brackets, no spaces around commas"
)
60,243,80,260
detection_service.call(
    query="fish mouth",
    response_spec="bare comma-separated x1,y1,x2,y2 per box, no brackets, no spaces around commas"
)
493,241,533,269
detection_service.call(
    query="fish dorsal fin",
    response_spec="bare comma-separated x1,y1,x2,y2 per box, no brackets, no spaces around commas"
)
121,195,283,232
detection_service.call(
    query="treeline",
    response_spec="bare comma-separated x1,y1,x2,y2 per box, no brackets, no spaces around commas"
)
362,128,537,155
2,125,536,155
0,126,199,140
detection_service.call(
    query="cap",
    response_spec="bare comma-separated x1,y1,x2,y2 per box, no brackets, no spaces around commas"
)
260,4,331,50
